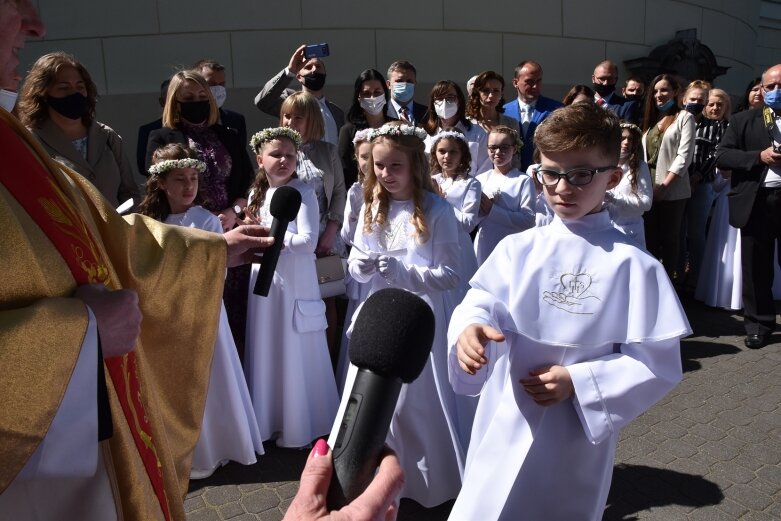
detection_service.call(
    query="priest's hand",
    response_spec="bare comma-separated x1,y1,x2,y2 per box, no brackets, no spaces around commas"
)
283,439,403,521
224,224,275,267
456,323,505,375
73,284,141,358
520,365,574,406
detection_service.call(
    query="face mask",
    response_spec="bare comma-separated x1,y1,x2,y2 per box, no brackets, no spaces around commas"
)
685,102,705,117
209,85,226,108
434,100,459,120
302,72,326,91
48,92,89,120
656,98,675,113
0,89,18,112
592,82,615,98
359,95,386,115
765,89,781,110
392,82,415,103
179,100,211,124
625,93,643,103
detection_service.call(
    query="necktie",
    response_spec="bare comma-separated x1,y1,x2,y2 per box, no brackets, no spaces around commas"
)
398,106,410,122
521,106,531,135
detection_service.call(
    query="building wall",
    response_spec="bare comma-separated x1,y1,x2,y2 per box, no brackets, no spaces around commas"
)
19,0,767,178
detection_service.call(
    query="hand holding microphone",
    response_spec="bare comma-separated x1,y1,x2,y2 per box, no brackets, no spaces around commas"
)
253,186,302,297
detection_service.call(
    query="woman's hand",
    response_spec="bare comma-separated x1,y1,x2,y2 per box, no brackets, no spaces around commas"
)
316,221,340,256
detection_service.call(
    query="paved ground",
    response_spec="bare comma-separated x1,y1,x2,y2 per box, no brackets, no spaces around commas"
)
186,294,781,520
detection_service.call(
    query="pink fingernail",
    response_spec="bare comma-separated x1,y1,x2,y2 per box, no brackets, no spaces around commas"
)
313,438,329,458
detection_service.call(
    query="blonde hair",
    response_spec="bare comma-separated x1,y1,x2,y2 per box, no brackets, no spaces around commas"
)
162,70,219,128
708,89,732,121
279,91,325,142
363,132,432,244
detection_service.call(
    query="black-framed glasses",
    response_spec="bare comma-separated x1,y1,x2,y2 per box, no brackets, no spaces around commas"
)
535,166,616,186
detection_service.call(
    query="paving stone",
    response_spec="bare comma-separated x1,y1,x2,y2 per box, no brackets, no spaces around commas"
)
723,483,774,511
238,483,264,493
203,486,242,506
275,482,299,501
257,509,284,521
218,501,246,519
241,489,282,514
185,496,207,513
711,497,750,518
187,509,221,521
709,460,757,484
227,515,260,521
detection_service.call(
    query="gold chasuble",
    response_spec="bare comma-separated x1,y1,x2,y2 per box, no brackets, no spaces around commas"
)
0,108,225,521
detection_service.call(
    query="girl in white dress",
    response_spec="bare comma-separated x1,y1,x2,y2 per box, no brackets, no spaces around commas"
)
348,123,465,507
606,122,653,247
336,128,373,392
244,128,340,448
140,143,263,479
474,125,536,265
423,80,492,176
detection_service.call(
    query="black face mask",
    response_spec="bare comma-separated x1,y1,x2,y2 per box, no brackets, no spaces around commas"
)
179,100,210,124
592,82,615,98
302,72,326,91
685,102,705,117
48,92,89,120
625,93,644,103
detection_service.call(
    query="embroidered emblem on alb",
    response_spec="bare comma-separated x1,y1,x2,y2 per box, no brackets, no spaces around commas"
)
542,272,601,314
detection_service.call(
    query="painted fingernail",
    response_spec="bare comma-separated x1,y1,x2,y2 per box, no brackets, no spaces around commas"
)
313,438,329,458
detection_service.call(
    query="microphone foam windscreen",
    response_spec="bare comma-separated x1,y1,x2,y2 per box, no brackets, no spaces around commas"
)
349,288,435,383
270,185,302,221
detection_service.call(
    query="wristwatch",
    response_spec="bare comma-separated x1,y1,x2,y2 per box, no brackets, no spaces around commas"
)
233,204,243,217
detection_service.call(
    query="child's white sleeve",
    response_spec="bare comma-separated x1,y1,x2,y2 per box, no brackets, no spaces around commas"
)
487,176,535,230
284,186,318,254
567,337,683,444
451,178,481,234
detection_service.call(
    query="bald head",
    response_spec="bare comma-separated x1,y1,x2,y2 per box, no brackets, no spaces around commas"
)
513,60,543,103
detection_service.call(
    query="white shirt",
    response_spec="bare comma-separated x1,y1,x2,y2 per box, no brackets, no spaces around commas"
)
319,97,338,146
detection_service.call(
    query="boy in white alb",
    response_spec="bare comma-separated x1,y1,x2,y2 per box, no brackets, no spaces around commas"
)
448,103,690,520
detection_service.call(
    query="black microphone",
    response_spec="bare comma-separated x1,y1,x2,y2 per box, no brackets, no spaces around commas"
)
252,185,302,297
327,288,435,509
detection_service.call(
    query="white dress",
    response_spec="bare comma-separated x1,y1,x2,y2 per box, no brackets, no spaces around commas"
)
448,211,690,521
695,173,781,309
348,192,465,507
474,167,536,265
336,181,371,393
164,206,264,477
425,122,492,177
245,179,340,447
606,161,653,248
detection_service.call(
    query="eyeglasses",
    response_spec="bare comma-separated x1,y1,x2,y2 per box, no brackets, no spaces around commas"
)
487,145,513,153
535,166,616,186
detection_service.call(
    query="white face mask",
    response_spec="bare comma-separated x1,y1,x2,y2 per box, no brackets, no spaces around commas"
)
209,85,227,108
434,99,458,120
359,95,387,115
0,89,18,112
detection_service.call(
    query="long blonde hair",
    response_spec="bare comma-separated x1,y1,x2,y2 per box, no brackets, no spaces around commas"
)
363,133,432,244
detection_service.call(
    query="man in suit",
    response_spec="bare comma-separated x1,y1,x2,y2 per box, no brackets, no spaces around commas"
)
622,76,646,102
385,60,428,125
135,79,168,174
716,63,781,348
254,45,344,146
592,60,640,125
194,59,247,146
502,60,563,170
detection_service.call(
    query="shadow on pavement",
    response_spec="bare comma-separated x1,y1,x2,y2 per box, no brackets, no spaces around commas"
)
603,463,724,520
680,338,740,372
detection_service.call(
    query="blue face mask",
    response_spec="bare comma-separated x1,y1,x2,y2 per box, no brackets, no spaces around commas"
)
656,98,675,113
392,82,415,103
765,89,781,110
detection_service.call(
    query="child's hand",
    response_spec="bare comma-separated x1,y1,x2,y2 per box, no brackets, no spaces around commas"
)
479,193,494,216
457,324,505,375
520,365,574,406
240,212,261,226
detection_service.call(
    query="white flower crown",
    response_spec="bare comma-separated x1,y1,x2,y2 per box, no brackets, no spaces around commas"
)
368,123,428,142
148,158,206,176
620,122,641,134
352,128,373,144
250,127,302,150
432,130,468,144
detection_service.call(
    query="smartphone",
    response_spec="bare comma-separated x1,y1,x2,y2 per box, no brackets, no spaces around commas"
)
304,43,330,59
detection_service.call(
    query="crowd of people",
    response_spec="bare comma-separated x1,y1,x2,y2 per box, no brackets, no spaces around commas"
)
3,0,781,518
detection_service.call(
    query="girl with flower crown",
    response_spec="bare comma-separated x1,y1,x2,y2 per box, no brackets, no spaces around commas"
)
423,80,492,177
474,125,536,265
243,127,339,448
347,122,465,507
139,143,264,479
605,122,653,247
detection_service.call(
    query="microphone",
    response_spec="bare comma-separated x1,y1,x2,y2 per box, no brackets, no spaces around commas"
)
252,185,302,297
326,288,435,509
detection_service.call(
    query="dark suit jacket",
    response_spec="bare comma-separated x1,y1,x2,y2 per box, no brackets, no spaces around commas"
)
604,93,640,125
254,68,345,132
715,107,772,228
503,95,563,170
219,108,247,148
145,125,253,205
386,101,428,126
136,118,162,174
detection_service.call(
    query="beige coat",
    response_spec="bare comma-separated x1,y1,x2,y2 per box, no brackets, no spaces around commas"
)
32,119,142,207
642,110,695,201
302,140,347,224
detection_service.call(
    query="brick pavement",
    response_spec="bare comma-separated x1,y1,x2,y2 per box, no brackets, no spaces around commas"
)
186,295,781,520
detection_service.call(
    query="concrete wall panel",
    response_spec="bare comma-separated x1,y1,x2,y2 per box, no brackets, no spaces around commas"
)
157,0,301,33
563,0,645,44
303,0,441,30
19,39,108,94
38,0,158,39
445,0,561,36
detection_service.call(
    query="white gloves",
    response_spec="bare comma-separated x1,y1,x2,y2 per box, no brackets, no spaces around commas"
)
376,255,400,281
354,256,377,275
